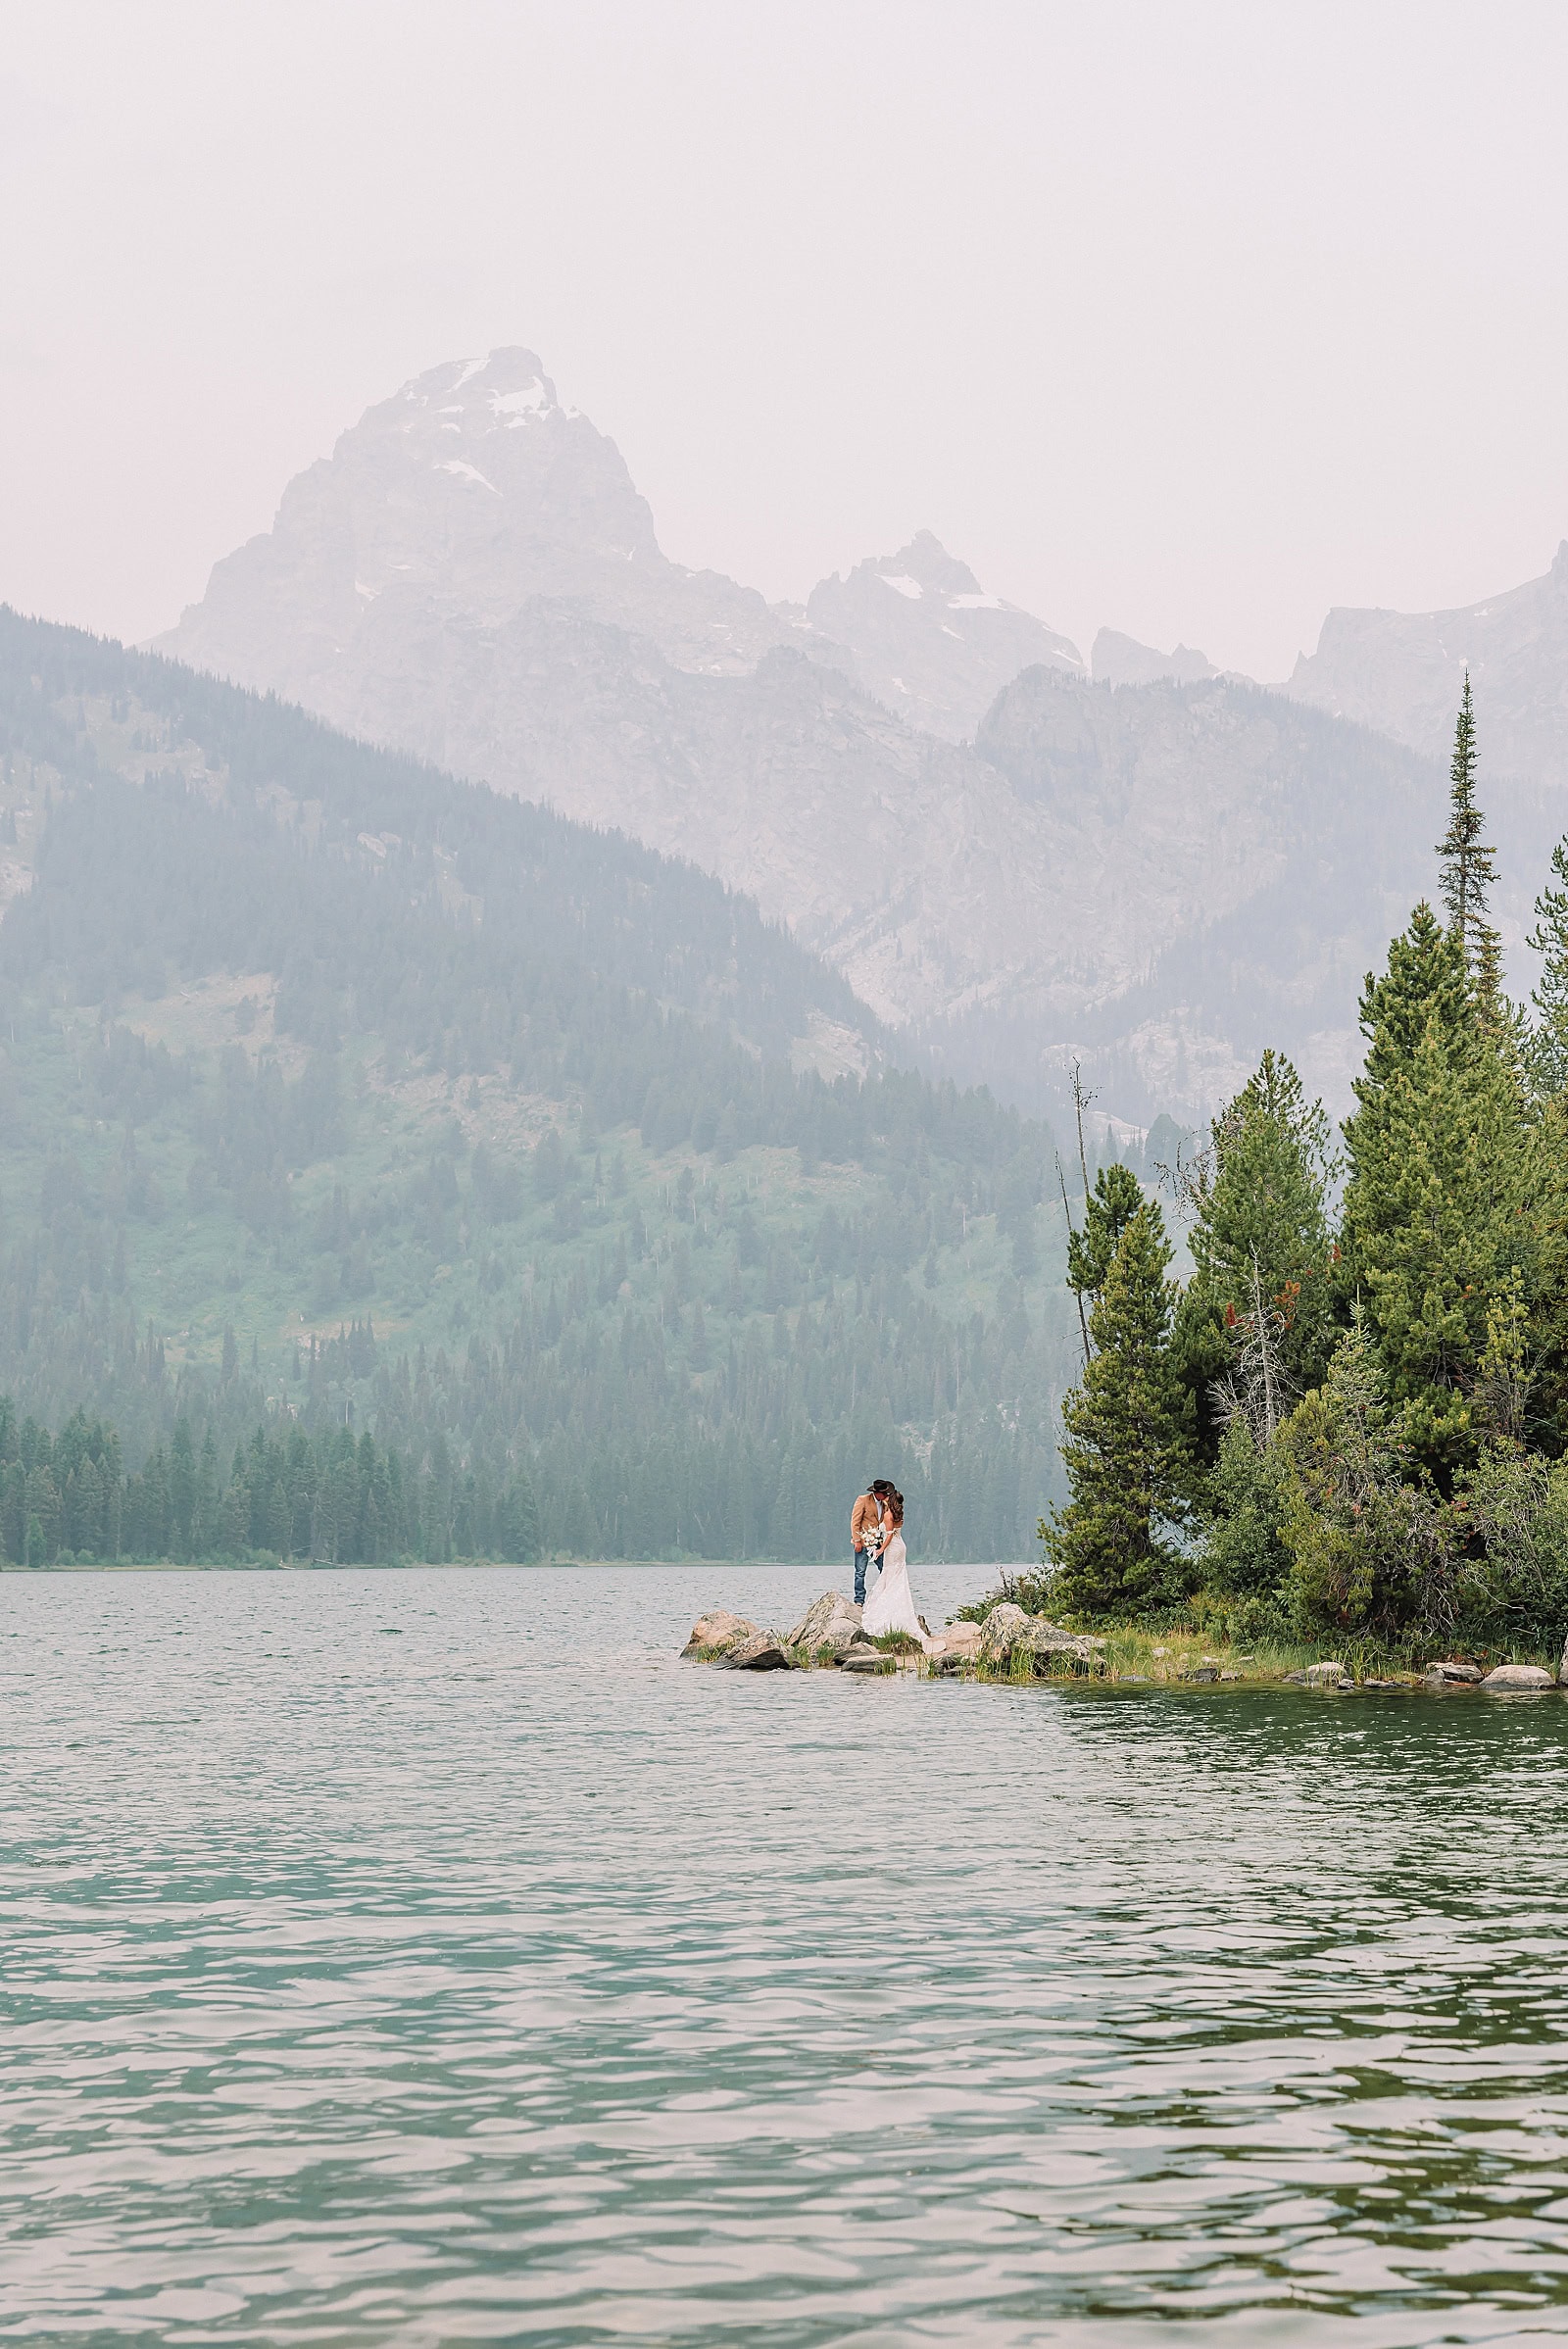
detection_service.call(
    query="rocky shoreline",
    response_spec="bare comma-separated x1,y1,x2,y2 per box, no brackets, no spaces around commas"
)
682,1594,1568,1692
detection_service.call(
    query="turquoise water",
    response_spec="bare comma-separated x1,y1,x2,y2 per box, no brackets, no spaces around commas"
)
5,1564,1568,2346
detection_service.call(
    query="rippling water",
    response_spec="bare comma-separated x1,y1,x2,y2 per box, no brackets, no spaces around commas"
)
6,1564,1568,2344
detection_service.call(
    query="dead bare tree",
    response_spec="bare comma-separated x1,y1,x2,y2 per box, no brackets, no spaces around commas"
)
1211,1246,1297,1447
1070,1059,1097,1208
1055,1150,1091,1372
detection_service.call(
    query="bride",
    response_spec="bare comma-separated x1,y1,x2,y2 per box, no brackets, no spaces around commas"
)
860,1489,935,1652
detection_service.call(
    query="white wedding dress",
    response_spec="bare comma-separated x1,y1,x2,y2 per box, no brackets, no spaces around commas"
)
860,1530,935,1652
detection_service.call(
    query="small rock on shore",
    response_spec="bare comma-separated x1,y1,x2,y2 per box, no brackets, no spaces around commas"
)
927,1621,983,1671
682,1609,756,1658
681,1609,791,1669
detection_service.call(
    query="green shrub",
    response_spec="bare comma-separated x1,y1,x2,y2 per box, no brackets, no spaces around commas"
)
1454,1446,1568,1653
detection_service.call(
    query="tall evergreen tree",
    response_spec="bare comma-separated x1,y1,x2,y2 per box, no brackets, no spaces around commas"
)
1065,1163,1145,1338
1043,1199,1195,1614
1339,904,1533,1482
1527,835,1568,1096
1436,672,1500,1004
1178,1050,1335,1453
1277,1318,1449,1640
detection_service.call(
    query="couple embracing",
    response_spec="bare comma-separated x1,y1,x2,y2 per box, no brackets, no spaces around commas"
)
850,1479,934,1651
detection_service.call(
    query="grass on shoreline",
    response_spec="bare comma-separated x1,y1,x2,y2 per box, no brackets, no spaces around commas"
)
970,1621,1564,1687
825,1620,1562,1686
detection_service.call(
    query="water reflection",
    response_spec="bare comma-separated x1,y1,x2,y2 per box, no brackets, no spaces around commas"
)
3,1563,1567,2343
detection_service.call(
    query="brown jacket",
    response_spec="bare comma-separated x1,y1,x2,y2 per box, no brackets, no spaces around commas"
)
851,1491,882,1548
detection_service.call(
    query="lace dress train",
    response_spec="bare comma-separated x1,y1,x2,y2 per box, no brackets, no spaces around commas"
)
860,1533,934,1652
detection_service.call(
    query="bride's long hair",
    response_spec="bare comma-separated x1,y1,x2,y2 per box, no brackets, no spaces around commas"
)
885,1489,905,1530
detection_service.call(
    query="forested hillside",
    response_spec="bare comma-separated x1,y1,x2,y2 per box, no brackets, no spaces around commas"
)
0,610,1098,1563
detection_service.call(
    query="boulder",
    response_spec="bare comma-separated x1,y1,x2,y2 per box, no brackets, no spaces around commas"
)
1306,1661,1346,1686
842,1647,896,1675
977,1604,1102,1674
975,1603,1031,1668
681,1609,759,1659
786,1590,863,1660
1426,1660,1483,1685
1018,1618,1102,1674
927,1622,983,1675
1185,1664,1220,1684
717,1632,793,1671
1480,1663,1556,1691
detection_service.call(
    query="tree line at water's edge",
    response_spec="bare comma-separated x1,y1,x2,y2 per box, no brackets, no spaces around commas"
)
0,1400,543,1568
1042,677,1568,1659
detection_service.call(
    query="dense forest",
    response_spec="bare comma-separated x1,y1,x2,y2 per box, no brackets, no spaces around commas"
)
0,1398,540,1568
0,609,1134,1563
1044,677,1568,1658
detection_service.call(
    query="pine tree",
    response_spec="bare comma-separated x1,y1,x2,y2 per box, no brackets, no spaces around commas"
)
1043,1199,1195,1614
1065,1163,1144,1336
1277,1318,1448,1639
1436,673,1500,1002
1527,835,1568,1095
1177,1050,1335,1451
1339,904,1534,1482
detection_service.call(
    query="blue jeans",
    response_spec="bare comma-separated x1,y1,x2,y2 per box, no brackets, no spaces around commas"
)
854,1545,868,1605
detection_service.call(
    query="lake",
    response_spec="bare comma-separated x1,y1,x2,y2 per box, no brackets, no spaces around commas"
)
4,1562,1568,2344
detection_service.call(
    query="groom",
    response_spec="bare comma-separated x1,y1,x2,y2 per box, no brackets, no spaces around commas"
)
851,1479,891,1606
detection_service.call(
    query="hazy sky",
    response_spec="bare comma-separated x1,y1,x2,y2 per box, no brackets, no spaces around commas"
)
4,0,1566,679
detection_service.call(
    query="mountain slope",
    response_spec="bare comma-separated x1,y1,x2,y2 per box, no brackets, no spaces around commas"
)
1287,541,1568,782
0,609,1079,1560
951,664,1461,1114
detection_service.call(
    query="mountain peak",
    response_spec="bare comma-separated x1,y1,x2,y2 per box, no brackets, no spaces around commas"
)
396,347,567,430
154,345,798,692
803,535,1081,739
870,531,987,605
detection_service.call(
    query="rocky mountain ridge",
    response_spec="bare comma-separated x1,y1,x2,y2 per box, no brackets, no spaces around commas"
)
1287,541,1568,784
1092,629,1218,688
155,346,1563,1124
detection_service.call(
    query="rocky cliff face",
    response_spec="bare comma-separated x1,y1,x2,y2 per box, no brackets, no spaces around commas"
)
157,347,1508,1125
797,529,1082,740
1287,542,1568,783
